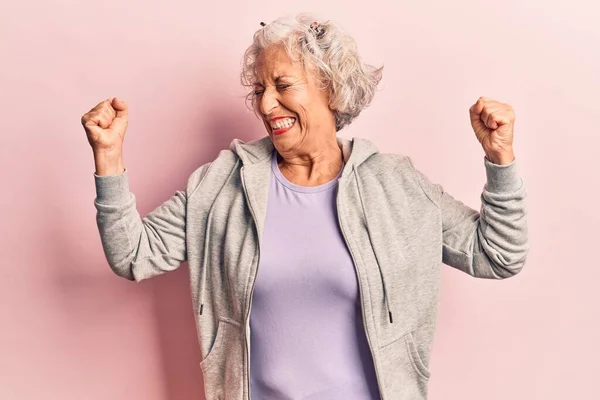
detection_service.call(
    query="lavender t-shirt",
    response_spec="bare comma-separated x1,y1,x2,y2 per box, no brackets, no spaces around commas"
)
249,151,380,399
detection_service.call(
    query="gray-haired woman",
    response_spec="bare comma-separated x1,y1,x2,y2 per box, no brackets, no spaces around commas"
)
81,13,529,400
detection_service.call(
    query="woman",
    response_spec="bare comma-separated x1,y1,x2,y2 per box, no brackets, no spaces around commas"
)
81,14,529,400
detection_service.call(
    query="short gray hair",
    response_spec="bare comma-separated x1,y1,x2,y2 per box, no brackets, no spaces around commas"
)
240,13,383,132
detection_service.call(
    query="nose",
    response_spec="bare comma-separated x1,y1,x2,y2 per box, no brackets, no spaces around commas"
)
259,86,279,116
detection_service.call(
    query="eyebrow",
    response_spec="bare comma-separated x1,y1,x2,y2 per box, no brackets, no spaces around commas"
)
254,75,293,87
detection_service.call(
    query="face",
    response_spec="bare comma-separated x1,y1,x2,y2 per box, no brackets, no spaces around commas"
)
253,46,336,155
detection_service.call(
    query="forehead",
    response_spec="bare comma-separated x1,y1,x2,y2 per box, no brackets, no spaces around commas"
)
254,46,304,82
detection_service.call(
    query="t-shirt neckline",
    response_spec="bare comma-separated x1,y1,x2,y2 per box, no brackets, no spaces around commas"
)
271,150,344,194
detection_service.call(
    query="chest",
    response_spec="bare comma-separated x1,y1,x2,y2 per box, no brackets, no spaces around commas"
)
256,184,359,304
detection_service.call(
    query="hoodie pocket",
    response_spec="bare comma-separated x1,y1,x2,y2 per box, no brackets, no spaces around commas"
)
378,329,430,399
404,331,431,380
199,318,245,400
200,319,227,371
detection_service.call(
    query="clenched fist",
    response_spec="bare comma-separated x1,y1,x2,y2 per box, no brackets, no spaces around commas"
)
81,97,128,175
469,97,516,165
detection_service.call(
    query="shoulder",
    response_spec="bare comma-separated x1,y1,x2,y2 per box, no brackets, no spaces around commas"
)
359,151,441,206
186,149,239,196
360,152,416,177
358,152,421,193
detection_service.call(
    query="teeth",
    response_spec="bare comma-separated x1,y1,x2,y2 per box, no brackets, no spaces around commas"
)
270,117,295,129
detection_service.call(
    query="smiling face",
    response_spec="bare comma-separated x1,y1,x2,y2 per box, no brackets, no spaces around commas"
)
253,46,336,156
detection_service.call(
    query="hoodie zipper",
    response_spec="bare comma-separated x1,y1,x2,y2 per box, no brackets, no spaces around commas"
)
336,177,385,400
240,167,260,400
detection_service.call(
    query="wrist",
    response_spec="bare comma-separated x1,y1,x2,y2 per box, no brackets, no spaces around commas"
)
94,151,125,176
485,149,515,165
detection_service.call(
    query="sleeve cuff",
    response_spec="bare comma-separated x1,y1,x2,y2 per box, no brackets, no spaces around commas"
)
94,169,131,204
484,156,522,193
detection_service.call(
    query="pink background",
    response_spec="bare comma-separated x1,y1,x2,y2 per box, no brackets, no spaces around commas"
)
1,0,598,399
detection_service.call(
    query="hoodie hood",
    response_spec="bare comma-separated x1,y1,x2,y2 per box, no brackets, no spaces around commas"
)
228,135,380,178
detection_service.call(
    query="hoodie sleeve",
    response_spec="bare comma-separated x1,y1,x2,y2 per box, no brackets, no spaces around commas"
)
408,156,529,278
93,164,211,282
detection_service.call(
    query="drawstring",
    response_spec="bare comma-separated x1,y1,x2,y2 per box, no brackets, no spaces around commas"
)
353,165,394,324
199,159,241,316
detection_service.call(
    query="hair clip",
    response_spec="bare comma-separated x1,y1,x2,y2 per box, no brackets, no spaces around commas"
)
309,21,325,39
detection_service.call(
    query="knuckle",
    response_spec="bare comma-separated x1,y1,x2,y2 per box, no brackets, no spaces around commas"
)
99,109,110,119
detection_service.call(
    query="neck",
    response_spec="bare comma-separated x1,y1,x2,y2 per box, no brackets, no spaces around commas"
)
276,136,343,187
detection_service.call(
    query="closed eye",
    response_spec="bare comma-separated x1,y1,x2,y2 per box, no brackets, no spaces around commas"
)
253,83,291,97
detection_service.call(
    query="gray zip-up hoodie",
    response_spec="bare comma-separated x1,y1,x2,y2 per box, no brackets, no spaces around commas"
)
94,135,529,400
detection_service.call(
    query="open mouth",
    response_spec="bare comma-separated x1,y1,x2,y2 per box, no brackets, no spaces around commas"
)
269,117,296,135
